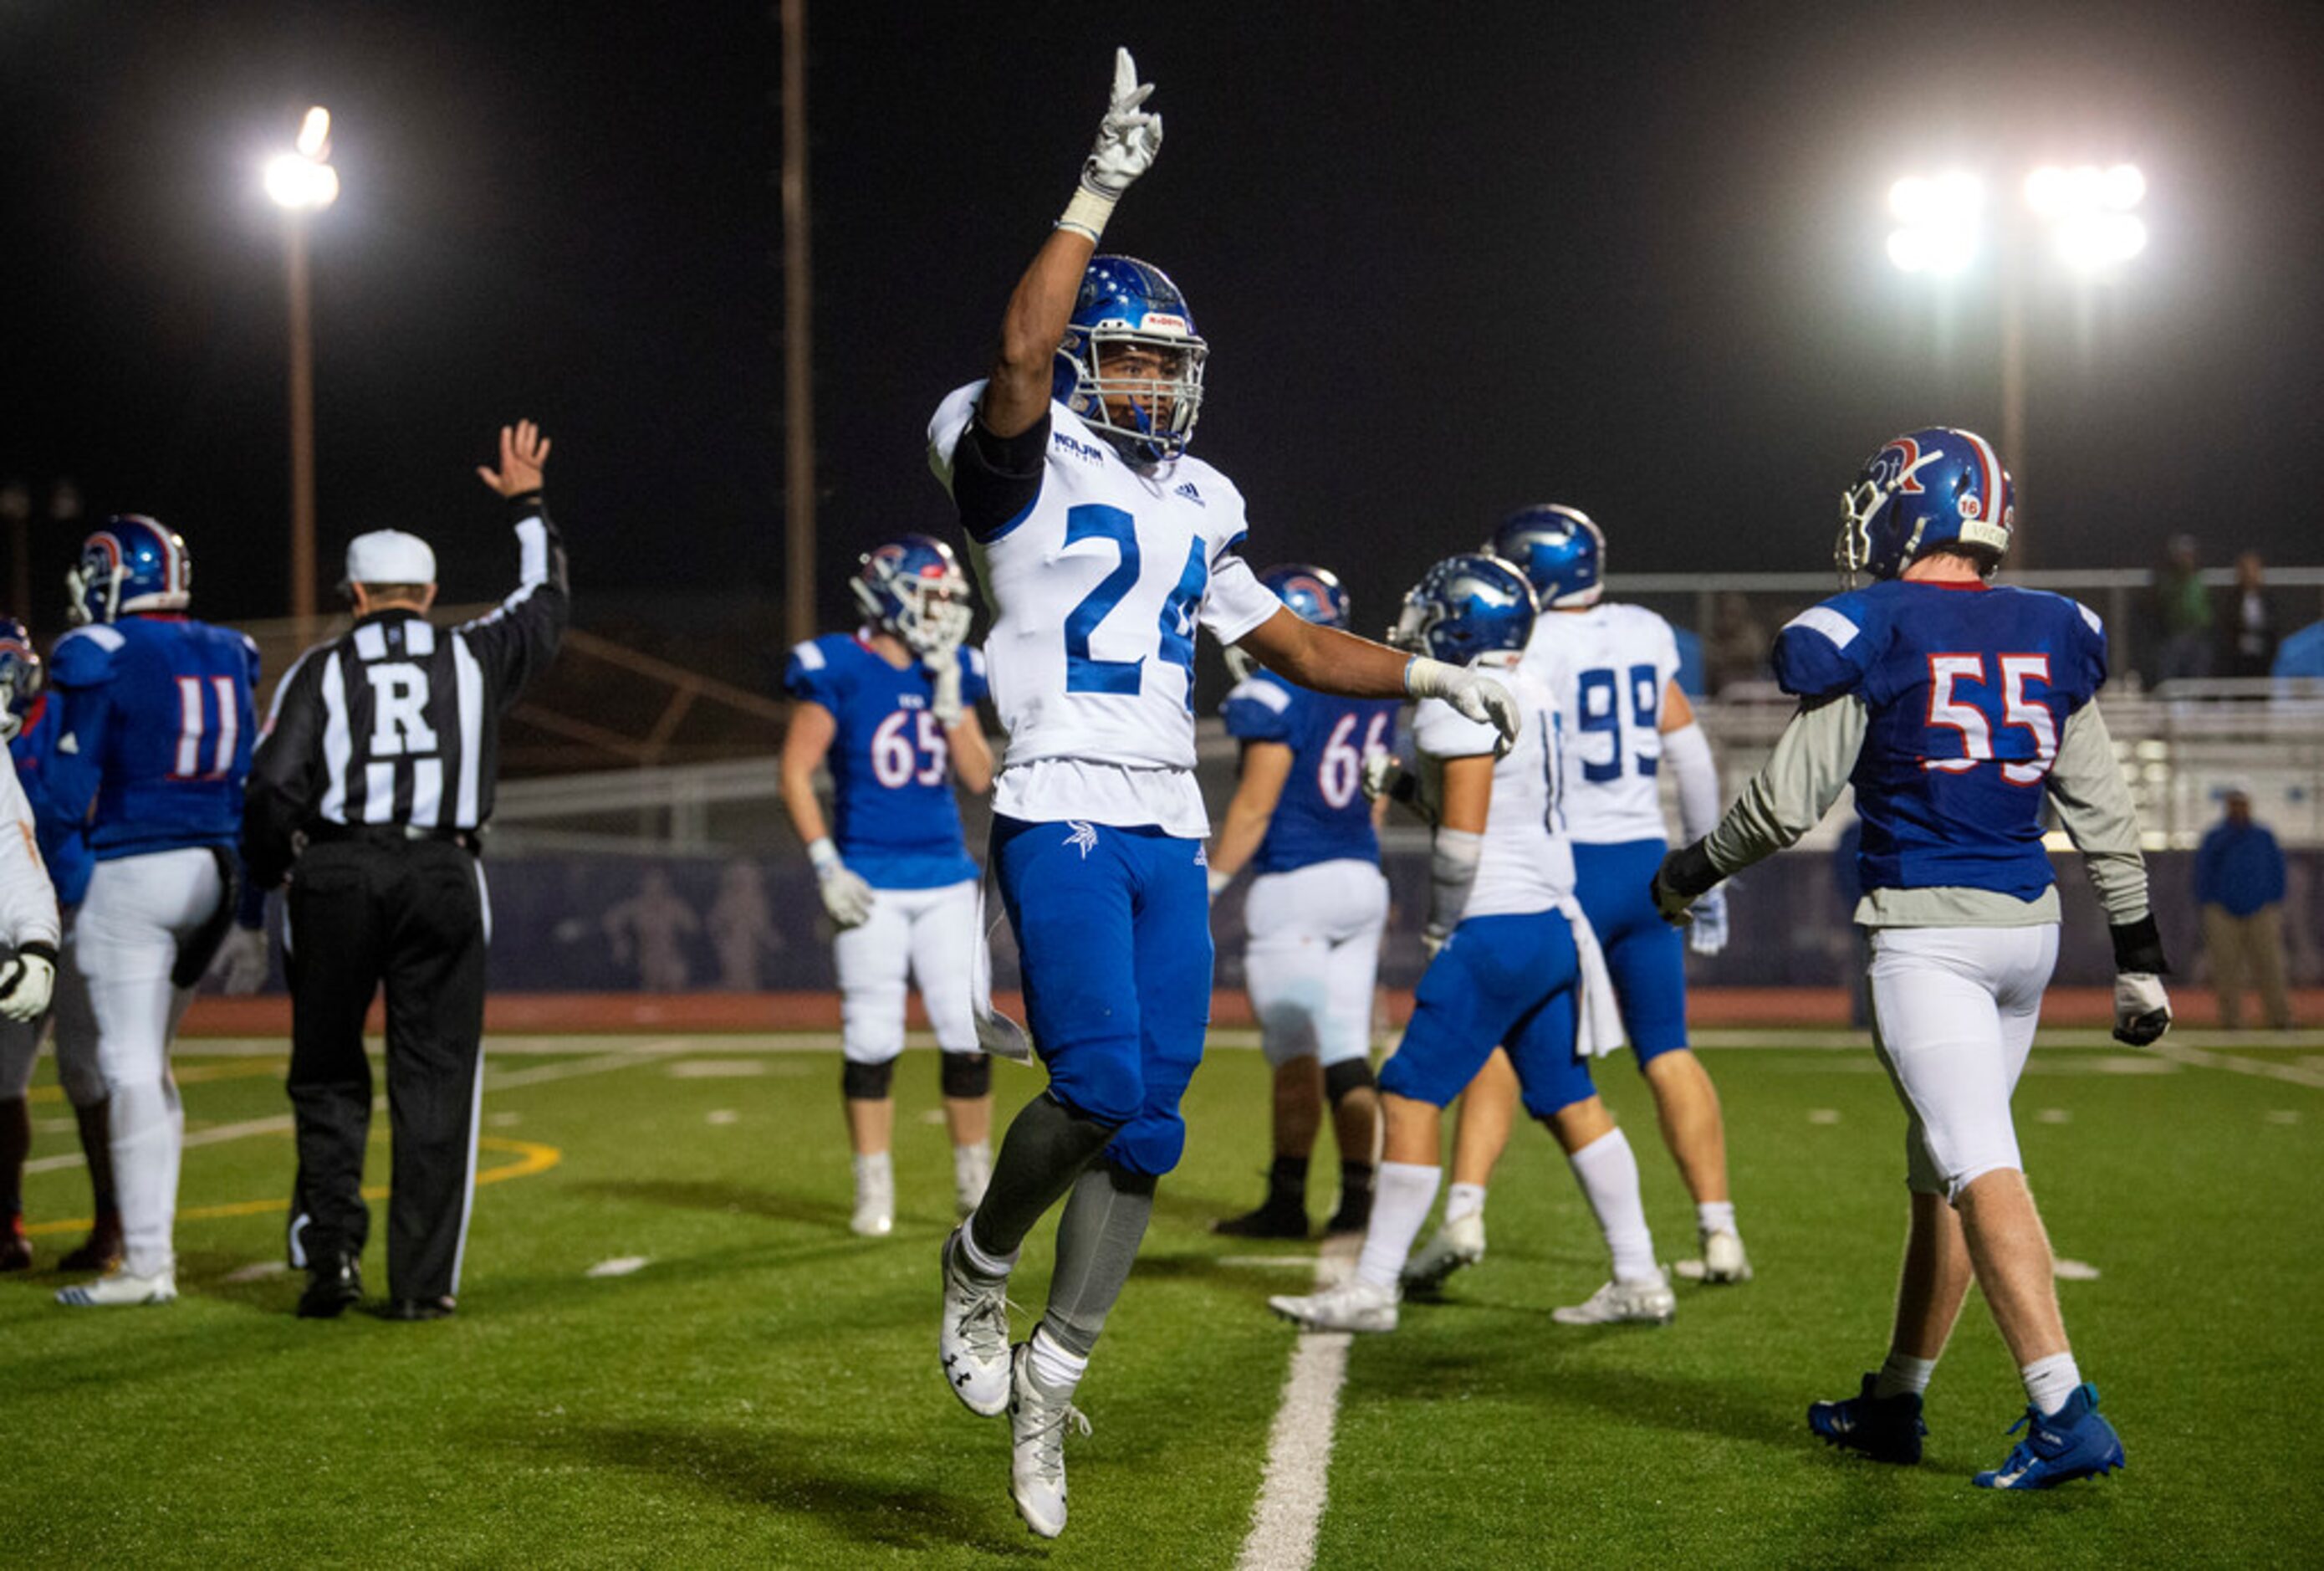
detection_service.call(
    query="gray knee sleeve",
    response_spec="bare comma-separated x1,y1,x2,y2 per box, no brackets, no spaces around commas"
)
967,1092,1117,1261
1040,1158,1157,1357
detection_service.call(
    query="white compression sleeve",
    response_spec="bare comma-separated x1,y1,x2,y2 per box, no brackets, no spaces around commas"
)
1661,721,1722,846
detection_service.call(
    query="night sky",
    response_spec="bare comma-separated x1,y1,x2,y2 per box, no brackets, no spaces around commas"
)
7,1,2321,652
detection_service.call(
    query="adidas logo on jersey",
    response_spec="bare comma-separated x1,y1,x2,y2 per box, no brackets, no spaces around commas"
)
1172,481,1205,506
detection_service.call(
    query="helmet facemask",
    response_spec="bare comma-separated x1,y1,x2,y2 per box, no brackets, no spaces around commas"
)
1063,326,1207,468
852,568,973,658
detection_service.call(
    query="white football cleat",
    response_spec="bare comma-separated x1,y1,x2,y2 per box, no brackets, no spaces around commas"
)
56,1268,177,1307
1551,1272,1677,1326
1009,1343,1089,1539
1401,1210,1485,1296
1674,1229,1754,1284
1269,1276,1400,1333
850,1164,895,1238
939,1227,1013,1417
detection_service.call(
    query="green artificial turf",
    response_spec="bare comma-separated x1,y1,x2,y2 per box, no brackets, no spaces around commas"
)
6,1030,2319,1568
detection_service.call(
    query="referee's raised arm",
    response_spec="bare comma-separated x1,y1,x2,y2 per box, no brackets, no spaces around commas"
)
461,418,571,704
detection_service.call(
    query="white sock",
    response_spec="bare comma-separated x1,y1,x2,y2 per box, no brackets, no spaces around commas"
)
2021,1351,2081,1416
852,1150,892,1187
1356,1161,1443,1288
1027,1324,1087,1393
1873,1351,1938,1400
1443,1182,1488,1226
958,1220,1016,1279
1696,1200,1737,1238
1568,1128,1657,1283
953,1140,991,1181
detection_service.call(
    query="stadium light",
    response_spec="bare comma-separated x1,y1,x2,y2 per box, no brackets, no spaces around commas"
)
1882,160,2149,562
264,106,339,211
1885,171,1981,275
268,105,338,624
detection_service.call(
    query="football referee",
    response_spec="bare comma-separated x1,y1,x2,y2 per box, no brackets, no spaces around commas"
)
241,421,568,1321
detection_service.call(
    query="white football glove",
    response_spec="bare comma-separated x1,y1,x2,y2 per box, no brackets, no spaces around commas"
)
0,942,56,1022
1422,927,1450,962
807,837,876,929
1404,658,1520,750
2112,971,2171,1046
1080,48,1162,201
927,652,966,727
210,925,271,995
1687,888,1729,957
1205,867,1232,902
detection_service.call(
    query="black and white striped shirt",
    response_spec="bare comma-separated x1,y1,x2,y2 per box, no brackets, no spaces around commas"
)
243,494,568,887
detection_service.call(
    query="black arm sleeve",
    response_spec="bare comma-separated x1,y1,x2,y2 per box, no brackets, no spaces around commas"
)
457,492,571,707
951,412,1050,543
241,652,331,892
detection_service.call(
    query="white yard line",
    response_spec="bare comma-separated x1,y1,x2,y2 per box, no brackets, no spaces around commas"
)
2148,1041,2324,1091
24,1043,669,1174
1236,1233,1361,1571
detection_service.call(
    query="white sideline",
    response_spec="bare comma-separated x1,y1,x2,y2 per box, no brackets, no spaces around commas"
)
1235,1232,1361,1571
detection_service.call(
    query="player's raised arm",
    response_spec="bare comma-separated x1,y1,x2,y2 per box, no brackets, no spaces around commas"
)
983,48,1162,440
1235,603,1521,746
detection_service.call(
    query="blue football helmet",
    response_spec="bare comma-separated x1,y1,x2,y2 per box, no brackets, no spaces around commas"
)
1490,504,1604,609
1052,255,1208,468
1837,427,2015,585
69,514,192,625
1258,564,1351,629
1225,564,1350,682
1388,553,1537,665
850,533,973,656
0,618,41,741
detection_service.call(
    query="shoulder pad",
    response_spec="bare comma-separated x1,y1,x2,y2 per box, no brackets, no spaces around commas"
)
1772,595,1873,699
925,381,988,478
50,625,125,686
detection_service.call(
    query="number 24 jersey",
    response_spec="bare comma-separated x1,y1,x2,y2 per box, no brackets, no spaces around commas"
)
927,382,1283,838
784,634,987,890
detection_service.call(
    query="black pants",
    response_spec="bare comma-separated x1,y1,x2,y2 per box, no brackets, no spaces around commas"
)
284,837,488,1301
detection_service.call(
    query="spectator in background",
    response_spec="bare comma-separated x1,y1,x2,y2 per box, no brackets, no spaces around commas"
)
2221,552,2281,679
2150,534,2214,684
2195,786,2293,1030
1703,592,1768,694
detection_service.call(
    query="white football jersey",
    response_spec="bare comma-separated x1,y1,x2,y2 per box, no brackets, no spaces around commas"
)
0,761,58,951
928,382,1281,837
1521,603,1682,845
1412,657,1576,919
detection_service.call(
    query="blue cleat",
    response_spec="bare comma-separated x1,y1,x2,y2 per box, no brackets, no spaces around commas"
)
1809,1372,1927,1465
1973,1384,2126,1490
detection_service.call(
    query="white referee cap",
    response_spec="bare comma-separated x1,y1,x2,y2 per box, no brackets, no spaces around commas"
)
343,530,437,586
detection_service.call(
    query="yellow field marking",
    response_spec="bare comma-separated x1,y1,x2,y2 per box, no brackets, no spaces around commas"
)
22,1137,559,1237
28,1059,288,1104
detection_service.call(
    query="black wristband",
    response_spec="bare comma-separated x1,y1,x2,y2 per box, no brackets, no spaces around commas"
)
15,939,56,963
1660,839,1722,899
2109,913,2169,975
507,489,545,517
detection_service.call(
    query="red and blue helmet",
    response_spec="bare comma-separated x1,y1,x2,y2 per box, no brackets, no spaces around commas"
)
1052,254,1208,468
1389,553,1537,665
1257,563,1351,629
850,533,973,656
0,617,41,739
69,514,192,625
1489,504,1604,609
1836,427,2015,584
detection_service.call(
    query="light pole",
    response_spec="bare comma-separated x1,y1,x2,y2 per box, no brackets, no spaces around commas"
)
265,107,340,628
1885,161,2146,562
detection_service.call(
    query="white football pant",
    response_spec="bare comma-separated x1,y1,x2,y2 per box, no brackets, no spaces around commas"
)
1867,923,2060,1201
53,848,224,1276
833,878,980,1065
1243,859,1389,1070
